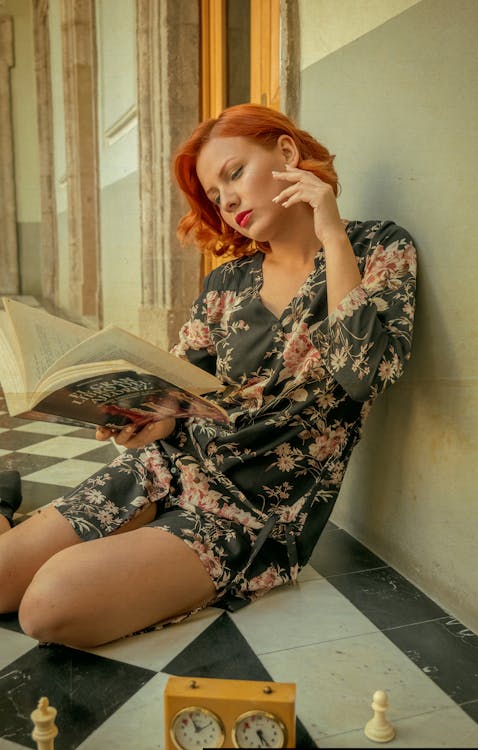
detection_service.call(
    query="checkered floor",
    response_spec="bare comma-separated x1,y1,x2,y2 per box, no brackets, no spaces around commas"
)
1,394,478,749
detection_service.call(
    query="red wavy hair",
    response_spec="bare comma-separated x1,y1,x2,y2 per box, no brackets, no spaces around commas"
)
174,104,338,258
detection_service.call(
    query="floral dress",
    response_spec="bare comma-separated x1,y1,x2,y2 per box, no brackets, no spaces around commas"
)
54,220,417,611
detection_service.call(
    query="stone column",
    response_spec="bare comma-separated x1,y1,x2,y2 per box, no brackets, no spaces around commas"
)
0,14,19,295
32,0,59,306
136,0,202,350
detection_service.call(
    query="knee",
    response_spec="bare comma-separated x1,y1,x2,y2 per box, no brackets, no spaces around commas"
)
18,571,73,646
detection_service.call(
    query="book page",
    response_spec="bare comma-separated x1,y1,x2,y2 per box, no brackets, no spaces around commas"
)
3,298,90,393
0,317,29,414
40,325,223,395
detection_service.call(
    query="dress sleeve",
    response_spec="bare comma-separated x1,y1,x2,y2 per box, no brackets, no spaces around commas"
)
314,222,417,402
170,274,218,376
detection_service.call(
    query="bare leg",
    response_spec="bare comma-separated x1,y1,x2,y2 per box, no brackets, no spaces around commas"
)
18,527,216,648
0,503,157,613
0,516,10,535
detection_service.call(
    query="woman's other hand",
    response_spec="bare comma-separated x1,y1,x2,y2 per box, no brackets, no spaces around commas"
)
95,418,176,449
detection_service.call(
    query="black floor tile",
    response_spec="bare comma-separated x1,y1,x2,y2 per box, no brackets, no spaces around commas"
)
385,617,478,705
0,452,61,476
17,480,71,514
327,566,447,629
75,443,119,463
163,612,317,747
462,699,478,723
0,611,22,634
164,612,272,681
0,643,156,750
308,526,386,576
0,431,54,450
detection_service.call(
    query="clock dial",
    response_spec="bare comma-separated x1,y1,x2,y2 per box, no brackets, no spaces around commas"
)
171,706,225,749
233,710,287,748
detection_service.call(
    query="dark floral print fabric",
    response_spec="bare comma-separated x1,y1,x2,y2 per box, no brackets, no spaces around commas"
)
54,220,417,609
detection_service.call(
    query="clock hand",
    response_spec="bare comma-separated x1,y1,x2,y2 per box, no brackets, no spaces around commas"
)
197,720,213,732
256,729,271,747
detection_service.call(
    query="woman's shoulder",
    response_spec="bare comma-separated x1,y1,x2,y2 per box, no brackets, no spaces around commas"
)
346,219,416,253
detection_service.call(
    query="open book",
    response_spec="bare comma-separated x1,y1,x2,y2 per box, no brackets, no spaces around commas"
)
0,297,229,430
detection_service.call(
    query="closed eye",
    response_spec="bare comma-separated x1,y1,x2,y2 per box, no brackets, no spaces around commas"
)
231,166,243,180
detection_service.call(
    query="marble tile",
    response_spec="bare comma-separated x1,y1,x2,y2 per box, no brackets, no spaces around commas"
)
462,699,478,723
87,608,223,671
21,459,106,487
231,579,378,655
16,436,100,459
78,671,170,750
0,452,60,477
260,630,456,743
163,611,273,682
0,630,37,669
0,431,54,451
13,422,78,435
0,428,9,433
297,563,322,583
0,738,26,750
16,480,70,514
0,644,156,750
328,566,447,630
385,617,478,704
75,443,120,463
309,527,386,577
0,449,9,456
0,415,28,429
0,613,23,635
318,704,478,748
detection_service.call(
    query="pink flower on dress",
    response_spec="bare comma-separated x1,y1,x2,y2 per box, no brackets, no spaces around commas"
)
282,322,323,380
308,426,347,462
205,290,238,323
363,241,416,291
247,564,285,594
176,319,212,356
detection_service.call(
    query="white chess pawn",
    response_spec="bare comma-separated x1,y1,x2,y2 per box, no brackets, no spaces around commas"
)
364,689,395,743
31,696,59,750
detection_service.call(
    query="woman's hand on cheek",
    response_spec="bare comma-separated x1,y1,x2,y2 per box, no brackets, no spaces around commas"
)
272,165,343,246
95,418,176,449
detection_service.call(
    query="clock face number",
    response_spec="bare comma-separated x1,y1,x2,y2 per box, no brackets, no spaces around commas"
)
171,706,225,749
233,710,287,749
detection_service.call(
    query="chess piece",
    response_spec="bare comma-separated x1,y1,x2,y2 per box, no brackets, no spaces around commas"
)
364,689,395,743
31,697,59,750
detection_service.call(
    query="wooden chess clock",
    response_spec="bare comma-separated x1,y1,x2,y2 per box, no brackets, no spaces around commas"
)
164,675,296,749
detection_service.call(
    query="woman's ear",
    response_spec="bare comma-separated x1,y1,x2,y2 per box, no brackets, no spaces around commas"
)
277,134,300,168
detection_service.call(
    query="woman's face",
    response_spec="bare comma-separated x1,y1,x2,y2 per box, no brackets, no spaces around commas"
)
196,135,296,243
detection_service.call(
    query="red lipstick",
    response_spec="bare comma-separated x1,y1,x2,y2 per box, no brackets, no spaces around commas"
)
235,209,252,228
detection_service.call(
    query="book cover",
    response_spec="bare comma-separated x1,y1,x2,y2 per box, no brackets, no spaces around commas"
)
22,370,229,430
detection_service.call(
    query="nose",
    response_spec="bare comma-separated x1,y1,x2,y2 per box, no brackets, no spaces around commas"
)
220,186,239,213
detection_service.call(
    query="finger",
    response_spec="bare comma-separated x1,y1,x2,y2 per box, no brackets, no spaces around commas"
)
96,425,114,441
113,424,137,446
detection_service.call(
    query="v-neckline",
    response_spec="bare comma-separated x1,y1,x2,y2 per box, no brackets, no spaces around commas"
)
255,249,325,322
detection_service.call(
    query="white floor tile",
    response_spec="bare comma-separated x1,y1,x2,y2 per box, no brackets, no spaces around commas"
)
87,608,223,671
297,563,322,583
232,579,378,654
13,423,78,436
0,630,37,670
17,436,100,459
319,705,478,748
0,739,28,750
78,671,169,750
260,630,456,743
22,459,106,487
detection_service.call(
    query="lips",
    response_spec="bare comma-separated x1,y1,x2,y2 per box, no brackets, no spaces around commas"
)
235,209,253,228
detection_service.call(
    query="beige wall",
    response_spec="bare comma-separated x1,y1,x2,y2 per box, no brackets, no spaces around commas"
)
299,0,478,631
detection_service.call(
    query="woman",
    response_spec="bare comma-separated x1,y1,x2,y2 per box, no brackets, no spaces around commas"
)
0,104,416,648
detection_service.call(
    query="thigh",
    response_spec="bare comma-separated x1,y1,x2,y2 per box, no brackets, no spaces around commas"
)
20,526,216,647
0,503,156,613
